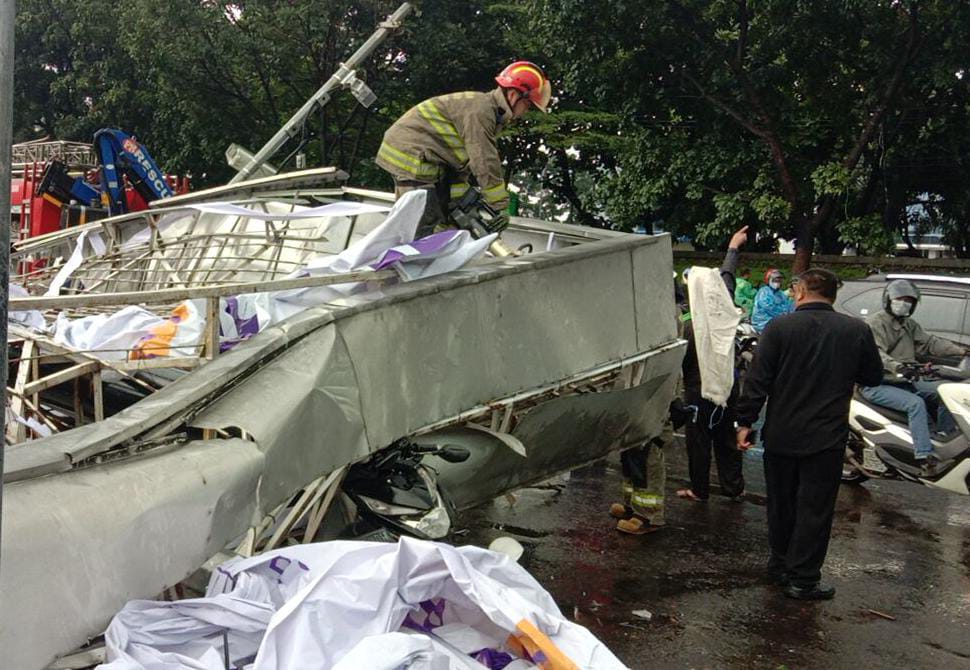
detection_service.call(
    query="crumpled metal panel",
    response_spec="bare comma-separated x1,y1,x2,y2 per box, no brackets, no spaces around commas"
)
0,230,683,668
327,239,655,448
419,343,684,510
0,439,264,670
192,322,370,508
190,234,678,512
2,307,339,482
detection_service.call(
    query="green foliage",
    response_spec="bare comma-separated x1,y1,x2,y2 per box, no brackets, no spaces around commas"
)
13,0,514,187
750,193,790,225
13,0,970,260
811,163,852,198
838,214,897,256
522,0,970,258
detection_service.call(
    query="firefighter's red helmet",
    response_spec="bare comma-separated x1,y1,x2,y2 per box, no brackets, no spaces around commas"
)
495,61,551,112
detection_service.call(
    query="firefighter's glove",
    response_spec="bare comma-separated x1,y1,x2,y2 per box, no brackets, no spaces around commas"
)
483,211,510,235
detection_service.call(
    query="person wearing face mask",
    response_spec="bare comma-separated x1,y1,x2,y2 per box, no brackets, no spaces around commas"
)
751,268,794,333
860,279,969,475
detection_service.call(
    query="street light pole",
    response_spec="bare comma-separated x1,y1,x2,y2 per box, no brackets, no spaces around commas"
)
229,2,415,184
0,0,16,580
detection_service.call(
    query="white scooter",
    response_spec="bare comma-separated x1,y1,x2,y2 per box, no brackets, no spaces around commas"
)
844,365,970,496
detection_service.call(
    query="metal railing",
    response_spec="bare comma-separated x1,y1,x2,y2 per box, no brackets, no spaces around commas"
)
11,140,98,168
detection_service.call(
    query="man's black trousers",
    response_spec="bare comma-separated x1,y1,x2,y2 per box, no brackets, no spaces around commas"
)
684,398,744,500
763,448,843,588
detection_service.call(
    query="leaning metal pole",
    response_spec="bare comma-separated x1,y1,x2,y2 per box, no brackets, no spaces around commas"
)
228,2,415,184
0,0,15,581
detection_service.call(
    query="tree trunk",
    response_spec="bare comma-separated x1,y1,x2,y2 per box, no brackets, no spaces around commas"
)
792,215,814,274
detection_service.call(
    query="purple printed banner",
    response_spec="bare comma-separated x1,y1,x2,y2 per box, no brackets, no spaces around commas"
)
372,230,463,270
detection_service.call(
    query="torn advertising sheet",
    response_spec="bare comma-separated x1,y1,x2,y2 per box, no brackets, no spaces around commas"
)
100,537,627,670
187,200,390,220
44,191,493,359
9,283,46,330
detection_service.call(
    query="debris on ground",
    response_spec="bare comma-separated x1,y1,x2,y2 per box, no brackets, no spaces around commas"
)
99,537,629,669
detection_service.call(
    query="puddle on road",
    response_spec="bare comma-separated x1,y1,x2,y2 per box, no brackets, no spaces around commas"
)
459,449,970,667
945,505,970,528
488,523,550,539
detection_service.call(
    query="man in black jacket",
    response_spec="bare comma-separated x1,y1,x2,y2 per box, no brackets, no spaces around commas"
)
736,268,883,600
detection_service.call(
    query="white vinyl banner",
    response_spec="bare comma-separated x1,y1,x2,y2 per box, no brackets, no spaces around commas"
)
100,538,628,670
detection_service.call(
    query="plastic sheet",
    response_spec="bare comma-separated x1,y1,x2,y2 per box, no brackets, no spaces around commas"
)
2,191,466,360
53,305,170,361
687,266,740,406
100,538,627,670
9,283,47,331
188,200,390,221
43,191,494,359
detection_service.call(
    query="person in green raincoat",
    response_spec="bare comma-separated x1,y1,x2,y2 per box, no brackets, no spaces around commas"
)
735,268,757,318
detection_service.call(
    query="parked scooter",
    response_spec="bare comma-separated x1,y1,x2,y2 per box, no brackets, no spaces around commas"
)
844,364,970,496
337,437,470,542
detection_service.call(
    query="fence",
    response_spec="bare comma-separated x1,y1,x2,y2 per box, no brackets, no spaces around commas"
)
673,250,970,278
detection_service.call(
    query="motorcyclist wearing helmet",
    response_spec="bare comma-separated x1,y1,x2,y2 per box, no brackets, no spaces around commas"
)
376,61,551,237
752,268,794,333
860,279,969,474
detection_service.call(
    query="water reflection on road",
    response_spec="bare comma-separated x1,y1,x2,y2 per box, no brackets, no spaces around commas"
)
458,443,970,668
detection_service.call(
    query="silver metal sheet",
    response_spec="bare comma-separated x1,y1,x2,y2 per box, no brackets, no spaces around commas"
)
2,307,339,482
631,236,679,351
1,228,683,668
190,234,677,512
420,343,684,510
0,439,264,670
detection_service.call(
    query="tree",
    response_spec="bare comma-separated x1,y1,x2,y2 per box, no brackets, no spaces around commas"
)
526,0,970,267
13,0,519,188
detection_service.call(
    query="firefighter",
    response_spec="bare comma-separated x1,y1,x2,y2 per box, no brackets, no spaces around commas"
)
376,61,551,236
613,431,669,534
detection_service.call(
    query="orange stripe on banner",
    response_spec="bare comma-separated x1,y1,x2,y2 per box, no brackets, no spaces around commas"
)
129,303,191,360
506,619,580,670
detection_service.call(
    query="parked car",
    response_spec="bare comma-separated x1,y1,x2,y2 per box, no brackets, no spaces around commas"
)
834,273,970,346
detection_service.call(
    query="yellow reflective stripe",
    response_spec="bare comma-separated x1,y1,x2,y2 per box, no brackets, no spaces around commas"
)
631,492,663,507
418,100,468,162
483,182,508,203
378,148,428,177
380,141,421,168
450,182,471,199
418,101,466,158
378,143,439,178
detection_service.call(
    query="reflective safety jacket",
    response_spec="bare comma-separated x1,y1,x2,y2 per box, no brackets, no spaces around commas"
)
376,88,512,210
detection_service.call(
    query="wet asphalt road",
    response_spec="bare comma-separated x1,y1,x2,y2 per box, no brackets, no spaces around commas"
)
457,441,970,669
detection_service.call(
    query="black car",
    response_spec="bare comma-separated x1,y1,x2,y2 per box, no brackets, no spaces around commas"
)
834,273,970,346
